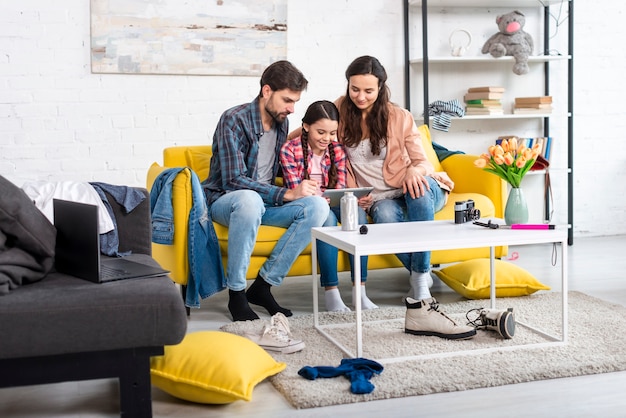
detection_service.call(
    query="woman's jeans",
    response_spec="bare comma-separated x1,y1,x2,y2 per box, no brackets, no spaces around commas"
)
210,190,329,291
316,206,369,287
369,177,445,273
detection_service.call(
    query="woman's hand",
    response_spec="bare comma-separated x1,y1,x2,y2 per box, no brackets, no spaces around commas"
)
357,194,373,210
402,166,430,199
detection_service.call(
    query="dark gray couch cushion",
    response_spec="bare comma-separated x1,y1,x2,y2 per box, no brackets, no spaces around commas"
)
0,254,187,359
0,175,57,295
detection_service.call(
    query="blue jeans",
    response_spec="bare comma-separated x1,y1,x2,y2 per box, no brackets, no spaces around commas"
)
210,190,329,291
369,177,445,273
316,206,369,287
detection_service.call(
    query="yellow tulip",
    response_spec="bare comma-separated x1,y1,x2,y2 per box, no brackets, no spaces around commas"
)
488,145,497,157
516,156,526,168
494,145,504,156
503,152,514,166
501,139,509,152
493,154,505,165
509,136,518,151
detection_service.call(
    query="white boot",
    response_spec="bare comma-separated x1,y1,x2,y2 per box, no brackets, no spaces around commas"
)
404,297,476,340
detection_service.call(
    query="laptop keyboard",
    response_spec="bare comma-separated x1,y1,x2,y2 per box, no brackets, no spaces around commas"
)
100,264,128,280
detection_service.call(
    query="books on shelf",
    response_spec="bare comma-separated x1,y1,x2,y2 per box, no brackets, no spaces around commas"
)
513,96,553,114
495,136,553,160
464,86,504,115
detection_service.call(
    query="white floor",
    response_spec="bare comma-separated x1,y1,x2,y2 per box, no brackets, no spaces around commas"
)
2,235,626,418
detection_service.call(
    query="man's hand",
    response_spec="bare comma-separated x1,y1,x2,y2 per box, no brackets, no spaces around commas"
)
402,166,430,199
284,179,318,201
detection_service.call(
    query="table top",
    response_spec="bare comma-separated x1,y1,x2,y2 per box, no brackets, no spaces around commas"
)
311,219,568,256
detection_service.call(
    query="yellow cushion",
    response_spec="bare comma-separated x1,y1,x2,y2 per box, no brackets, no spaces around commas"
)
417,124,443,172
150,331,286,404
433,259,550,299
185,149,212,183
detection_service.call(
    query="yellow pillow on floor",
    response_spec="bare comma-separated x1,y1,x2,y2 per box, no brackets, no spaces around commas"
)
433,258,550,299
150,331,286,404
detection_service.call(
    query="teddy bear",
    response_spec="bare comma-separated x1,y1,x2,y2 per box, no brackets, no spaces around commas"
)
481,10,534,75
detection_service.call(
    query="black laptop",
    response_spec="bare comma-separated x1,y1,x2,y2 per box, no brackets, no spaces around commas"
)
53,198,169,283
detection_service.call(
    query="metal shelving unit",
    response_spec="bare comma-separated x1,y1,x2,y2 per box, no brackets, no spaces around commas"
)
403,0,574,244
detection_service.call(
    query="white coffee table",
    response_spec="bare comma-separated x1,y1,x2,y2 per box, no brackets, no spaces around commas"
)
310,219,568,361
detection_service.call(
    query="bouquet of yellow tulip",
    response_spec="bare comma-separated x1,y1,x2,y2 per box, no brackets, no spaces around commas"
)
474,137,541,188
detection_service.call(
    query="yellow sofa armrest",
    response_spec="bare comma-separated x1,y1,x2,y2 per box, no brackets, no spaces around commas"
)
146,163,193,286
441,153,507,218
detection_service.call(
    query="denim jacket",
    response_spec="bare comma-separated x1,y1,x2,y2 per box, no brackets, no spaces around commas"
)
150,168,225,307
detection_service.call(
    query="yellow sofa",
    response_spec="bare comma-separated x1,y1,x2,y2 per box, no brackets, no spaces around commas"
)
146,125,507,287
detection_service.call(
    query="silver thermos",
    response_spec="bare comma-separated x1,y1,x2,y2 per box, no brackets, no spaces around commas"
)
340,191,358,231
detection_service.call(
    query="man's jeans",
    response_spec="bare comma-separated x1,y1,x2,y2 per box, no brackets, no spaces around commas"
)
369,177,445,273
210,190,329,290
317,206,369,287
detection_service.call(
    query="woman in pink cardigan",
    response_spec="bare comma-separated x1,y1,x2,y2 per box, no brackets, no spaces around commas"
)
335,55,474,340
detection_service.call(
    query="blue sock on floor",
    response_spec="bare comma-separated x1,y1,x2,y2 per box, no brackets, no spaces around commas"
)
298,358,384,394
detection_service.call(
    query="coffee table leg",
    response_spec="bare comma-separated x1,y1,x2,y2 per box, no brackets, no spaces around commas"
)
312,237,319,327
490,246,496,309
354,252,363,358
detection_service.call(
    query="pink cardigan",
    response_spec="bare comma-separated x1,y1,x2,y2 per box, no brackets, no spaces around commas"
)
336,98,454,192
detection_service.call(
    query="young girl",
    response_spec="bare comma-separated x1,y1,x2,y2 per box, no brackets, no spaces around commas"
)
280,100,375,312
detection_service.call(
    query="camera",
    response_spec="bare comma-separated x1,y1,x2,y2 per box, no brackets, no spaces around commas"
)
454,199,480,224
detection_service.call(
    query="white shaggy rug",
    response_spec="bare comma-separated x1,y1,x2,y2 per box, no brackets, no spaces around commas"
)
221,292,626,409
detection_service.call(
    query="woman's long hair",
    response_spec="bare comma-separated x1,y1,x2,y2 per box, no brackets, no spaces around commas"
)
339,55,390,156
300,100,340,189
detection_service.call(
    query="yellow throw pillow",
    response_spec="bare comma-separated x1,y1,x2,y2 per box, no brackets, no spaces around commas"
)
433,258,550,299
150,331,286,404
185,149,212,182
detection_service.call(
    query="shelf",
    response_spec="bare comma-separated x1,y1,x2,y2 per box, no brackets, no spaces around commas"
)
409,0,566,7
416,113,570,122
410,55,571,65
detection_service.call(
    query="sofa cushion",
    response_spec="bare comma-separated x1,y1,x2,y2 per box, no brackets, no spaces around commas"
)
150,330,286,404
0,175,57,295
433,258,550,299
0,254,187,359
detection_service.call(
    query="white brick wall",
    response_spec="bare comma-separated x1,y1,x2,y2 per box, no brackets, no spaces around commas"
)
0,1,622,238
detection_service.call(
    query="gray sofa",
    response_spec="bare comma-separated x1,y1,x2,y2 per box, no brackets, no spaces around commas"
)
0,177,188,418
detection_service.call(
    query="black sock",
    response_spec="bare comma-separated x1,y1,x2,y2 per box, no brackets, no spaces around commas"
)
228,289,259,322
246,276,293,317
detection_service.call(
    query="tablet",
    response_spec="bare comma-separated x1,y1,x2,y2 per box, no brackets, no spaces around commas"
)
322,187,374,207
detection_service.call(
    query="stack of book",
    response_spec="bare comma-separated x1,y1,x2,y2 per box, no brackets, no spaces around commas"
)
513,96,553,114
463,87,505,115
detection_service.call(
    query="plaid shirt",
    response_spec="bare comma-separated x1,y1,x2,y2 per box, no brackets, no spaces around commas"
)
203,98,288,206
280,137,347,191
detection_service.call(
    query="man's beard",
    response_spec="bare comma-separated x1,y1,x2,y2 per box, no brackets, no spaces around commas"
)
266,106,288,123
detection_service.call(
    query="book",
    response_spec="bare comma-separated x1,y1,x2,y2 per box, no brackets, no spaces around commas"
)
466,99,502,106
464,92,504,101
465,108,504,115
513,103,553,109
542,136,553,160
466,103,502,109
467,86,505,93
512,107,552,114
514,96,553,104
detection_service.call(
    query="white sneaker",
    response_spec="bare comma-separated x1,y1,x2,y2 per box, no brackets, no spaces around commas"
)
246,313,305,354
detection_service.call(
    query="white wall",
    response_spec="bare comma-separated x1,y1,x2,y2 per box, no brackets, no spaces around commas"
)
0,1,623,238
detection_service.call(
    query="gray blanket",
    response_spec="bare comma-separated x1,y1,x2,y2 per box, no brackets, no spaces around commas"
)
0,175,56,295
